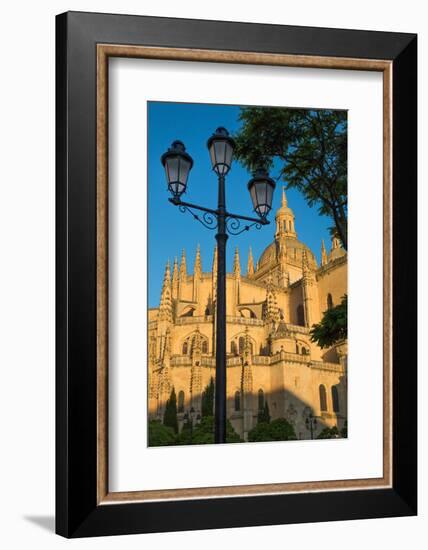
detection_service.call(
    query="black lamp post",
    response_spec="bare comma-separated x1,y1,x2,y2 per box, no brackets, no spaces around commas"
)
161,127,276,443
305,412,318,440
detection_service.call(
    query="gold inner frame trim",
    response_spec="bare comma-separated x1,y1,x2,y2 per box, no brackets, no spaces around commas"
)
96,44,393,504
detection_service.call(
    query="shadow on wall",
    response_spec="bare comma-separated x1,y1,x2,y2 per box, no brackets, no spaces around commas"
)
149,383,347,447
226,385,347,442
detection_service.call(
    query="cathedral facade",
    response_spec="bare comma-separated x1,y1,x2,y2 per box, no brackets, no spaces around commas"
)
148,189,348,441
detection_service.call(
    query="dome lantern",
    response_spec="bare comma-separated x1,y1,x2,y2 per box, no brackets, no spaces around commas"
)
275,186,297,240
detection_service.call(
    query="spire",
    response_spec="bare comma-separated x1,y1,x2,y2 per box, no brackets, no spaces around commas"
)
331,235,340,250
275,186,297,240
321,239,328,266
233,247,241,277
191,326,202,357
302,249,315,284
265,275,280,324
282,186,288,208
302,249,309,276
171,256,179,299
179,249,187,280
212,246,218,303
159,260,172,323
244,326,252,354
212,245,218,272
247,246,255,276
194,244,202,275
163,259,171,286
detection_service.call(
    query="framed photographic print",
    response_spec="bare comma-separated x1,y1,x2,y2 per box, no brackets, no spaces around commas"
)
56,11,417,537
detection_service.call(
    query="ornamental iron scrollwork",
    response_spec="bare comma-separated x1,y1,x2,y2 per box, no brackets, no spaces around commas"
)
225,215,263,236
178,204,218,231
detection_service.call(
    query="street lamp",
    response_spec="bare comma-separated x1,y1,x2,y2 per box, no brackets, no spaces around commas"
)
161,140,193,199
161,127,276,443
247,168,276,219
183,407,197,443
207,126,235,176
305,412,318,440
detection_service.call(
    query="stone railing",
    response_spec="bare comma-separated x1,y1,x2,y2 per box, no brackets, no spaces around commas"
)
226,316,265,327
170,356,191,367
201,356,215,367
272,351,311,364
310,360,344,374
283,323,310,335
251,352,310,366
252,355,271,366
226,356,242,367
170,355,215,368
174,315,213,326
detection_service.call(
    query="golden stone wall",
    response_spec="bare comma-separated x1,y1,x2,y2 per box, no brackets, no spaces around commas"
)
148,190,348,441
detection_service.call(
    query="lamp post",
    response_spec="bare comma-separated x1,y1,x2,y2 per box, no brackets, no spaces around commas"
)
305,412,318,440
183,407,197,442
161,127,275,443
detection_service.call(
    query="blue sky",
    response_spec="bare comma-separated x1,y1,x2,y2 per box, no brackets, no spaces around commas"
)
148,102,332,308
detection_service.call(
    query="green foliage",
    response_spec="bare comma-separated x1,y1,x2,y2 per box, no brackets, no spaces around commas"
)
201,377,215,417
310,295,347,348
178,416,243,445
234,107,348,249
177,418,193,445
248,418,296,442
257,401,271,424
225,420,243,443
148,420,177,447
316,426,341,439
163,387,178,433
340,421,348,438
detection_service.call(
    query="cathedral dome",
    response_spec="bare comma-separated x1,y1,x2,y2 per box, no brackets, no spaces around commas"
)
258,238,317,270
257,187,318,271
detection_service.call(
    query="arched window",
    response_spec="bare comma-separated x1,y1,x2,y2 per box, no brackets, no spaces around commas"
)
297,304,305,326
258,389,265,411
296,343,299,354
182,341,188,355
301,347,307,356
181,307,195,317
234,391,241,412
231,341,237,355
332,385,340,413
327,293,334,310
239,337,245,354
178,390,185,413
201,340,208,354
319,384,327,412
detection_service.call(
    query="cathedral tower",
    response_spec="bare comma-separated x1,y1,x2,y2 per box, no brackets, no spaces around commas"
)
275,187,297,241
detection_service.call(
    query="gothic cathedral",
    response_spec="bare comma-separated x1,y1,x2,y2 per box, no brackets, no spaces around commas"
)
148,189,347,441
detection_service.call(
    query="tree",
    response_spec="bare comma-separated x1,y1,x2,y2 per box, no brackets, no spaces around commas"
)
148,420,177,446
248,418,296,442
201,377,215,417
163,387,178,433
178,416,242,445
310,294,347,349
234,107,348,249
177,418,193,445
316,425,341,439
257,401,271,424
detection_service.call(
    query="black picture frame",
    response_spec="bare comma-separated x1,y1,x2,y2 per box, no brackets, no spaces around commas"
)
56,11,417,538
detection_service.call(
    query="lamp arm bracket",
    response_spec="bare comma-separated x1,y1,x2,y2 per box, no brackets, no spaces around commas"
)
169,198,218,231
225,210,269,225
